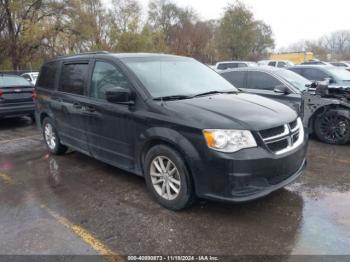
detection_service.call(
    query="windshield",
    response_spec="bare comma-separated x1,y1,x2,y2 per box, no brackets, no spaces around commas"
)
328,67,350,81
0,76,31,86
276,69,310,91
124,57,238,98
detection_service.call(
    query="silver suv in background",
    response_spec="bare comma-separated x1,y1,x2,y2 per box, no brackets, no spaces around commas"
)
212,61,257,72
258,60,294,68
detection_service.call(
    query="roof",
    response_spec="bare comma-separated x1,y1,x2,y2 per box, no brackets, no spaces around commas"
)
219,66,283,74
48,52,186,62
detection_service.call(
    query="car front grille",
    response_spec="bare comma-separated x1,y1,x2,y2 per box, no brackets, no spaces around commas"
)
259,118,304,155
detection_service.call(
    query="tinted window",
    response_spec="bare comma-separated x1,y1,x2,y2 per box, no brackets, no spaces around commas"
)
37,62,59,89
91,61,130,100
237,63,248,68
268,61,276,67
59,63,88,95
221,71,245,89
0,76,31,86
247,71,282,90
302,68,328,81
288,68,303,75
217,63,237,70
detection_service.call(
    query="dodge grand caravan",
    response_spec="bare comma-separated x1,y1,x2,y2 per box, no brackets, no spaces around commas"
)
35,52,308,210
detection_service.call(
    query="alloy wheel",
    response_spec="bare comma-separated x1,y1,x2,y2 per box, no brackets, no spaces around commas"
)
150,156,181,200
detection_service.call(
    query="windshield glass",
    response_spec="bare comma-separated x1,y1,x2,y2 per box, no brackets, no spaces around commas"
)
276,69,310,91
0,76,30,86
124,57,238,98
328,67,350,81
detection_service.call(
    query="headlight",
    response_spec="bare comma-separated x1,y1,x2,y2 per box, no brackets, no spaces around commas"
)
203,129,257,153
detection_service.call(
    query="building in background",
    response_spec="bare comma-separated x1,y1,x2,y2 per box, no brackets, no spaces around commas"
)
270,52,314,65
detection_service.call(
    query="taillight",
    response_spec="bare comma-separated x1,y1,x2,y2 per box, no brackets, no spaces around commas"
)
346,68,350,72
0,89,3,97
32,89,37,100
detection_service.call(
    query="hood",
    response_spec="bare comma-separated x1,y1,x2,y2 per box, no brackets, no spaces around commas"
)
162,93,298,131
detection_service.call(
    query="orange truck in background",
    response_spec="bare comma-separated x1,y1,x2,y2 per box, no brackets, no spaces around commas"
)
270,52,314,65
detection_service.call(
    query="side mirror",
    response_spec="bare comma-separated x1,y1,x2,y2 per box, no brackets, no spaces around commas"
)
274,85,290,94
105,87,134,105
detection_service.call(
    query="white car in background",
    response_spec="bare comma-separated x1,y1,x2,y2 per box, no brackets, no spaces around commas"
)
21,72,39,86
330,61,350,72
213,61,257,72
258,60,294,68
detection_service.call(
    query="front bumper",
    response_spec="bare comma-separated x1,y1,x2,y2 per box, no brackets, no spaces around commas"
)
191,138,308,203
0,103,35,118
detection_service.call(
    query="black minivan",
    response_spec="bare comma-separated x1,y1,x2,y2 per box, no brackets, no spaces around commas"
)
35,52,308,210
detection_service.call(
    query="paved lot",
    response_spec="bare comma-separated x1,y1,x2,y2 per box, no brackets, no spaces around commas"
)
0,117,350,258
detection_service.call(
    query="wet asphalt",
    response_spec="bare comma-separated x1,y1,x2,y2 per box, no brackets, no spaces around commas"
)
0,117,349,257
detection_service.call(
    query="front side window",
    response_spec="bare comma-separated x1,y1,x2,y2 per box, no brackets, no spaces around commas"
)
37,62,59,89
124,57,238,98
302,68,328,81
268,61,276,67
247,71,282,90
59,63,88,95
91,61,130,100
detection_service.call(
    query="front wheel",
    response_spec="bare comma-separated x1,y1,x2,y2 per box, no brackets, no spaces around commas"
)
314,111,350,145
144,145,195,211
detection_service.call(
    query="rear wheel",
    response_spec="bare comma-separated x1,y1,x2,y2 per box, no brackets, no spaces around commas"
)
42,118,68,155
314,111,350,145
144,145,195,210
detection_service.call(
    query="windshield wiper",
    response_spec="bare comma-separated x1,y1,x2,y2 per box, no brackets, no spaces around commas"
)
153,95,191,101
191,90,237,98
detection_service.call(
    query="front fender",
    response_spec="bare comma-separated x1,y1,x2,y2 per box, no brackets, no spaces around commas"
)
135,127,201,176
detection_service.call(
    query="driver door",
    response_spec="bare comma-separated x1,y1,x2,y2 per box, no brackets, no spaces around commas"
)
84,59,136,170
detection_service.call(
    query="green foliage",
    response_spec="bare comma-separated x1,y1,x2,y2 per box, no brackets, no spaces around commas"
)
0,0,276,70
217,1,274,60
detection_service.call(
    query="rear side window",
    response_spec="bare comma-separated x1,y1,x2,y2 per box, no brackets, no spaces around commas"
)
37,62,59,89
237,63,248,68
247,71,282,90
222,71,246,89
302,68,328,81
59,63,88,95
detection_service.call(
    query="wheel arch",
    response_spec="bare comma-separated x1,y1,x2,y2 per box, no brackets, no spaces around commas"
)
308,104,350,133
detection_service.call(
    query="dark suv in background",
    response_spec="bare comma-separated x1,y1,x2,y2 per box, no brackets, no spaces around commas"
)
0,74,35,119
35,52,308,210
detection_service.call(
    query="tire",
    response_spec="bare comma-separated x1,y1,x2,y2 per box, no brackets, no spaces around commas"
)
314,111,350,145
42,117,68,155
144,145,195,211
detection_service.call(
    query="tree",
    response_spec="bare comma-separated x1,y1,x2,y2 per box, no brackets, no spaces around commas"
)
216,1,274,61
0,0,64,70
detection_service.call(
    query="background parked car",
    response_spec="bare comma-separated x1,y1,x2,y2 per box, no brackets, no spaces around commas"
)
330,62,350,72
220,67,350,145
21,72,39,86
213,61,257,72
0,74,35,119
300,60,331,66
258,60,294,68
288,65,350,87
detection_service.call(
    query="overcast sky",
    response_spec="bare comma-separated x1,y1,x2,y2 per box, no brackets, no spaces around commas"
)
105,0,350,49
